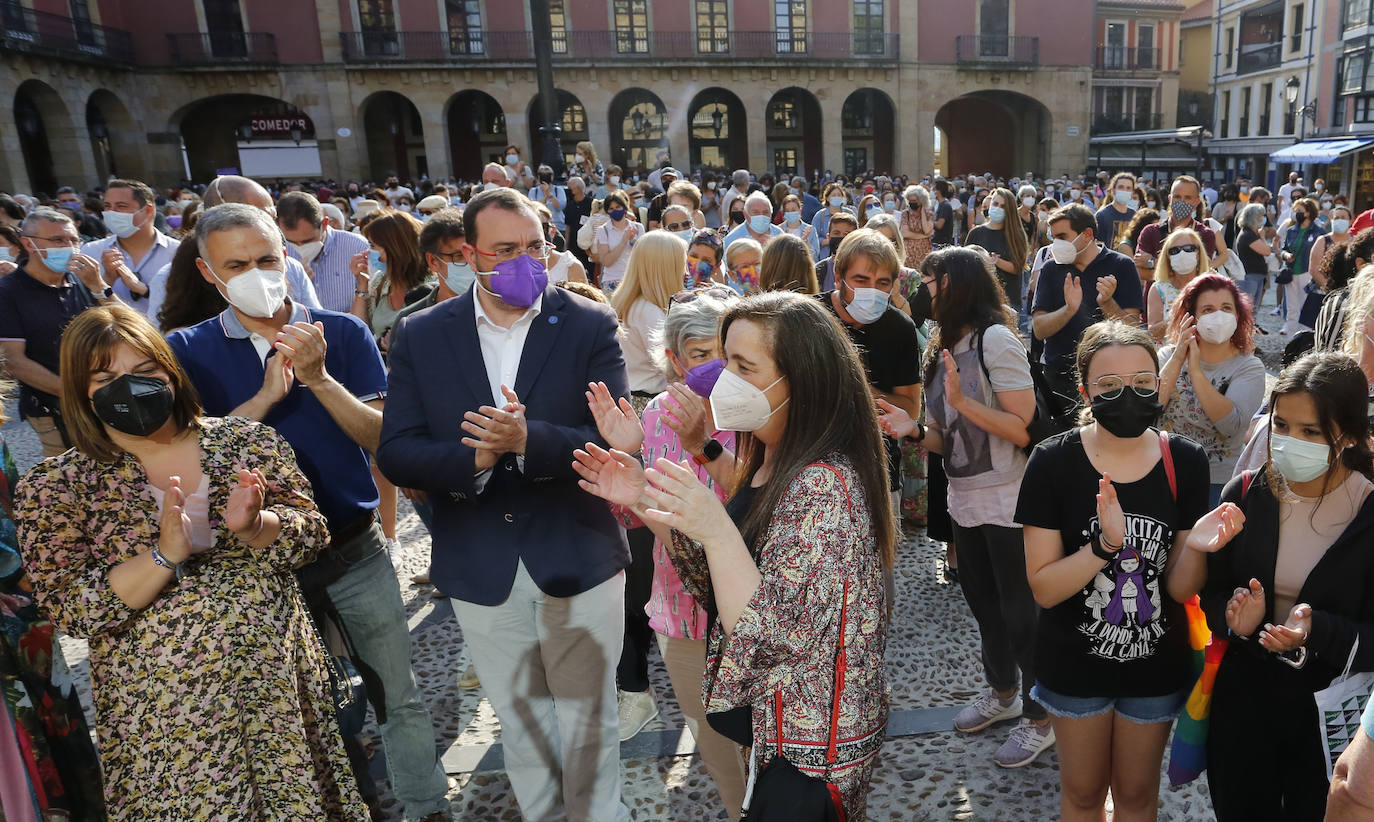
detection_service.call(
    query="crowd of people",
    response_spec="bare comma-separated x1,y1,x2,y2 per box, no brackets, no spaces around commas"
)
0,154,1371,822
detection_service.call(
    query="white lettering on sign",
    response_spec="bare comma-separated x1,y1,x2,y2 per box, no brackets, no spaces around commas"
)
251,117,310,133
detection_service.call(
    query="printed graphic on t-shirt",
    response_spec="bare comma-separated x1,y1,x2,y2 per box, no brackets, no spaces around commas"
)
928,346,993,478
1079,512,1170,661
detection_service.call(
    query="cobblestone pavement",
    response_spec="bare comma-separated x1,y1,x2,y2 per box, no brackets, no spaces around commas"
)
5,299,1296,821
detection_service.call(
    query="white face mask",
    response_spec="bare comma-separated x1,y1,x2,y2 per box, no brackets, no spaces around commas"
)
1270,432,1333,483
1169,250,1198,275
709,368,788,432
1022,196,1035,208
575,153,585,163
673,229,695,242
1195,310,1236,344
102,209,144,239
845,284,890,324
609,175,620,185
207,264,288,318
289,238,324,264
1050,233,1082,265
483,181,501,191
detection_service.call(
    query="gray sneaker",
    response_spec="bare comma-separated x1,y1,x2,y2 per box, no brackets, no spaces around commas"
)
993,718,1056,768
617,688,659,741
953,690,1022,733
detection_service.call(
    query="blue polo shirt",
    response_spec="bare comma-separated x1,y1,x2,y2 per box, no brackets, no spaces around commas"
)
166,302,387,532
0,267,97,419
1032,244,1143,375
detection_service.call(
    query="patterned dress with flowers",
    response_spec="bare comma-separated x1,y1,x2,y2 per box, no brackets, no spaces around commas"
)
0,432,106,821
14,416,367,821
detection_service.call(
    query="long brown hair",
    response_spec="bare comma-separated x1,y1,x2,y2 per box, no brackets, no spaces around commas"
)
721,292,896,568
921,246,1015,384
157,239,226,332
758,232,818,294
59,305,203,461
1266,352,1374,500
362,210,427,301
985,187,1029,273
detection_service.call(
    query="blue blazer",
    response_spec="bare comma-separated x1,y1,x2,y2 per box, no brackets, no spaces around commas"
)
377,285,631,605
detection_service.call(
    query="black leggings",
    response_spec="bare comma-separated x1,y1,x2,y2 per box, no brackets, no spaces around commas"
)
617,525,656,693
950,522,1045,720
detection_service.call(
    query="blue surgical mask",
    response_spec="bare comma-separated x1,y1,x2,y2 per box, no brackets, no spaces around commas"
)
36,246,74,274
829,196,845,208
748,214,771,234
445,261,474,294
784,211,801,224
987,206,1006,224
1114,189,1133,206
368,249,385,275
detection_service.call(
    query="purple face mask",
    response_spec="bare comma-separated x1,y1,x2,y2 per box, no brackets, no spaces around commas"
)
487,253,548,308
684,358,726,397
166,214,183,229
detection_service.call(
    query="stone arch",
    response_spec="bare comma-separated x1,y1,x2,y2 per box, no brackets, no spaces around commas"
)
358,90,426,181
86,89,145,183
170,93,317,183
765,87,822,178
841,88,896,177
607,88,669,174
935,90,1053,178
14,79,87,195
446,89,509,182
685,88,747,174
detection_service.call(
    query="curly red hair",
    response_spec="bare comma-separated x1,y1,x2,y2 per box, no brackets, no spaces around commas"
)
1164,272,1255,352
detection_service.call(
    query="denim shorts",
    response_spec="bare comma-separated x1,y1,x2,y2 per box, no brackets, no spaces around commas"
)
1030,683,1187,725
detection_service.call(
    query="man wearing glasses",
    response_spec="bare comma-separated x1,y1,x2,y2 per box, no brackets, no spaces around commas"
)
378,187,632,822
0,207,119,456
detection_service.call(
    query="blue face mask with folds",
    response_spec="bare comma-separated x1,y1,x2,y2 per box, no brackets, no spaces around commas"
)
368,249,386,275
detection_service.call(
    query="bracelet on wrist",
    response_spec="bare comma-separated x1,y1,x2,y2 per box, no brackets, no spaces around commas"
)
151,546,185,580
244,512,267,543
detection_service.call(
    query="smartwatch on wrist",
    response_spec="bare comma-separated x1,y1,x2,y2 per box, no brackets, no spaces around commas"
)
692,438,724,466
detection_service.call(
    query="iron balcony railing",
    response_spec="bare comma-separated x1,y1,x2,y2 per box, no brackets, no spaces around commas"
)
954,35,1039,67
338,29,899,62
1236,41,1282,75
0,0,134,64
166,32,278,65
1095,45,1161,71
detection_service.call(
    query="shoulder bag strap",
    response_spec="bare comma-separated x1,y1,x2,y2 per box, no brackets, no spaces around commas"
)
826,578,850,773
1158,430,1177,502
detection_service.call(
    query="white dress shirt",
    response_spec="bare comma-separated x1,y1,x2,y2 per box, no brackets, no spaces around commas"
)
472,289,543,490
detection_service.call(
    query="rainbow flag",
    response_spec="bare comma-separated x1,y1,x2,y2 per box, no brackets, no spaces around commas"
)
1167,595,1230,787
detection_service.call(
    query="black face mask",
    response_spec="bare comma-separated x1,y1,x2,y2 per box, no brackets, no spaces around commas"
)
729,211,745,225
91,374,174,437
1090,389,1162,439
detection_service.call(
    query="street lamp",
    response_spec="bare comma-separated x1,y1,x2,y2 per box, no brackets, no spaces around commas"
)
711,108,723,138
632,109,646,135
289,124,303,145
1284,75,1317,141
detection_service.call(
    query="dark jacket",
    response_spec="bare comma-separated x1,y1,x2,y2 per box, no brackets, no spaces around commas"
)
1281,221,1328,278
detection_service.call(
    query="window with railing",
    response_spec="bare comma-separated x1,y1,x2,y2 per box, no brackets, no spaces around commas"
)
854,0,884,55
979,0,1010,57
446,0,482,54
1134,87,1153,130
1237,3,1283,74
1220,89,1231,138
1137,24,1155,69
615,0,648,54
775,0,806,54
1347,0,1372,31
549,0,566,53
696,0,727,54
69,0,98,48
1259,82,1272,135
202,0,247,57
357,0,397,55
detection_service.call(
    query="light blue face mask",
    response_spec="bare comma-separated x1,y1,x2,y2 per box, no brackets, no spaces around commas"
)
748,214,771,234
368,249,386,275
445,261,475,294
37,246,74,274
0,247,12,264
987,206,1006,224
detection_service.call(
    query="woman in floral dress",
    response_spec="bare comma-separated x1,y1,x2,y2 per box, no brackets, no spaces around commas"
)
901,185,935,270
576,292,893,819
0,388,106,821
14,305,366,821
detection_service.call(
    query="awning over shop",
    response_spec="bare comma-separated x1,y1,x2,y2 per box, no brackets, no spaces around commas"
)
1268,139,1374,164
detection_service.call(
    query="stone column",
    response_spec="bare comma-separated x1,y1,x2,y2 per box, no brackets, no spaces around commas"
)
0,106,32,194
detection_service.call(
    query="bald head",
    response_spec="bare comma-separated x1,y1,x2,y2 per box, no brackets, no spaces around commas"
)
203,175,273,211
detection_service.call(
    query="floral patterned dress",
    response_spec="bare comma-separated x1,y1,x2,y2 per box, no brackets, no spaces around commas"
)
902,207,934,270
13,416,367,821
669,456,889,820
0,433,106,821
896,269,931,527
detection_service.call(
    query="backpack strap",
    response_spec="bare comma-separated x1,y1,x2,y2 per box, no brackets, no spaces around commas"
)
1158,430,1177,502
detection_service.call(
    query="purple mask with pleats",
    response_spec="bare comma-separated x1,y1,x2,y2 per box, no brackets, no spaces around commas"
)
488,253,548,308
684,358,726,397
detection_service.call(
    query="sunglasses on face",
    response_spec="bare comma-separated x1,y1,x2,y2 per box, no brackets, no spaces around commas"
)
1167,244,1199,256
664,221,693,231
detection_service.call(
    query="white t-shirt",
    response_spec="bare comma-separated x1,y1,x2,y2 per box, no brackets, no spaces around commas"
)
622,299,668,394
596,221,635,287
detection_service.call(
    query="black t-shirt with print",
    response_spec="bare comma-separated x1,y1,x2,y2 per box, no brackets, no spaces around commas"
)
1014,428,1209,698
932,200,955,245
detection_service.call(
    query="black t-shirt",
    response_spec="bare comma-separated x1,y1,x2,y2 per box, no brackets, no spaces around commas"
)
1031,245,1143,376
932,200,955,245
1095,204,1135,247
818,292,923,489
647,193,666,226
1236,227,1266,275
1014,429,1207,698
964,224,1020,303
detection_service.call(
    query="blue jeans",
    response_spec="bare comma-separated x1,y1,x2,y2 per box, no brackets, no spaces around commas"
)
1242,273,1266,311
1031,683,1187,725
327,528,450,820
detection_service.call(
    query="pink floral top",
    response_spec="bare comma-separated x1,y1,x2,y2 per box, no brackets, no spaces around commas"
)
642,391,735,639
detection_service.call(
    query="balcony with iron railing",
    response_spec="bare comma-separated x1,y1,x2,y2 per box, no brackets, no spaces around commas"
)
165,32,278,66
337,29,899,63
1095,46,1161,72
1236,41,1282,75
954,35,1039,67
1092,113,1164,135
0,0,134,65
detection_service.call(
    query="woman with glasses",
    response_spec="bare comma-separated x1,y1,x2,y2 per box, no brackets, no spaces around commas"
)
857,193,883,229
877,247,1051,768
1016,320,1208,822
1171,351,1374,821
1145,228,1211,341
1157,274,1266,507
660,204,698,245
585,284,747,819
574,291,894,820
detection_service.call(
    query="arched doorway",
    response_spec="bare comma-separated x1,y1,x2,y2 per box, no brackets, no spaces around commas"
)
87,90,144,183
608,88,668,174
527,89,588,172
447,90,508,181
361,91,426,181
173,94,321,183
765,88,821,178
14,80,81,195
687,88,747,174
935,91,1052,178
841,89,895,177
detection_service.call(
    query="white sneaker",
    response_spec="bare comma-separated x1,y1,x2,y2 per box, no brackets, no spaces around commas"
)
617,689,659,741
458,663,480,690
993,718,1056,768
953,690,1022,733
385,537,403,571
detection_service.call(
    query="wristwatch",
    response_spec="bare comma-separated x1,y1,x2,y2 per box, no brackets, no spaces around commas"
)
692,438,724,466
100,284,115,300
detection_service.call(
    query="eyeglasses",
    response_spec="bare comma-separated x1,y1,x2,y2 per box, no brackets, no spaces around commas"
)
469,242,554,264
1167,244,1199,256
664,221,693,232
22,234,78,248
670,285,736,307
1088,371,1159,400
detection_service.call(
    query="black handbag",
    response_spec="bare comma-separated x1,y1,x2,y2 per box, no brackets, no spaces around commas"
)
741,578,853,822
1275,265,1294,285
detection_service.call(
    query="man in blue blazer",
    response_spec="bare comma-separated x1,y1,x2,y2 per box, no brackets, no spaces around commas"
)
378,187,631,822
